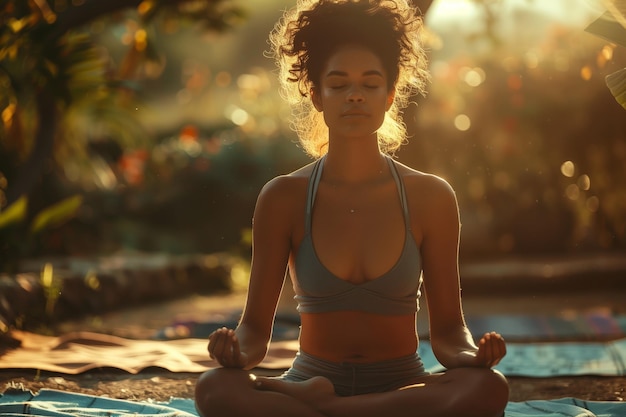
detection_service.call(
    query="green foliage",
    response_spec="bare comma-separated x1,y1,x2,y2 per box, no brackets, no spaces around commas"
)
0,0,248,271
140,0,247,30
1,0,624,268
40,262,62,316
606,67,626,110
30,195,83,234
0,196,26,229
0,0,246,208
0,194,83,272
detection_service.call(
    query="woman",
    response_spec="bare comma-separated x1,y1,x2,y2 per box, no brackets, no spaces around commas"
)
195,1,509,416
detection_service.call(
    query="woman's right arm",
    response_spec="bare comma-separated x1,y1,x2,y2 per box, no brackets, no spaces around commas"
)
208,176,296,370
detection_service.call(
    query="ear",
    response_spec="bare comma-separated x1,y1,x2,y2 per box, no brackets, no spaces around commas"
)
311,87,323,112
386,89,395,111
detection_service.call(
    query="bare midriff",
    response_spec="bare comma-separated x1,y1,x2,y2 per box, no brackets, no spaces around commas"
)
298,311,418,363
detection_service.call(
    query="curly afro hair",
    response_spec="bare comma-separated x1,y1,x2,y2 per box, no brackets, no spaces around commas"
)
269,0,429,157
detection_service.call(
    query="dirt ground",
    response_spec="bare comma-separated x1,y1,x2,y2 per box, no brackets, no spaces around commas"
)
1,288,625,405
1,369,625,403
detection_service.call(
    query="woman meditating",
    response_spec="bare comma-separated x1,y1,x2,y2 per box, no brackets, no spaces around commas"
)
194,0,509,416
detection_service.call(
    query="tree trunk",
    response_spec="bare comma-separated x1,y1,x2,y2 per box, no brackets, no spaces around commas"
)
5,91,58,207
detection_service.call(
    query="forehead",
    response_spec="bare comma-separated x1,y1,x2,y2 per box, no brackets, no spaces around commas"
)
322,44,387,77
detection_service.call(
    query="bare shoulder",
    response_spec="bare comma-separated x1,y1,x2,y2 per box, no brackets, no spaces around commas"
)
254,161,316,217
391,159,459,240
392,160,457,207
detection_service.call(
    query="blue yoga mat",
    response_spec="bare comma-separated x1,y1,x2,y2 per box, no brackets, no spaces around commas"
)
154,313,626,342
418,338,626,376
1,389,625,417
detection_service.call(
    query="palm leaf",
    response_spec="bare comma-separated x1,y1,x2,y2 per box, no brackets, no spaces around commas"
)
30,194,83,233
601,0,626,30
52,32,108,102
0,195,27,229
606,67,626,109
585,2,626,110
585,12,626,47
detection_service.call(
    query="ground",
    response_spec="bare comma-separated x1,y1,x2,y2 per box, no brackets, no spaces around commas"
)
2,370,625,403
1,282,625,405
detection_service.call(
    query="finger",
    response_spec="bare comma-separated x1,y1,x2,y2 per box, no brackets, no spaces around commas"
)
231,334,242,365
491,333,506,366
478,332,499,367
487,332,506,367
476,335,488,365
490,332,502,364
213,329,226,359
483,333,495,366
220,330,237,366
212,328,233,365
221,330,237,367
207,329,222,358
207,330,222,359
500,335,507,358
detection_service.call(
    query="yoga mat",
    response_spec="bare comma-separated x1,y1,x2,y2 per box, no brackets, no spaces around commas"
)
0,388,197,416
2,388,626,417
154,312,626,342
0,331,298,374
467,313,626,341
154,313,300,342
1,331,625,377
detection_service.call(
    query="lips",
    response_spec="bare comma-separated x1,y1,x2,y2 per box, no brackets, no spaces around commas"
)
341,109,369,117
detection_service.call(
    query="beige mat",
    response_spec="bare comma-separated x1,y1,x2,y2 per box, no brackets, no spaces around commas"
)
0,331,298,374
3,331,625,377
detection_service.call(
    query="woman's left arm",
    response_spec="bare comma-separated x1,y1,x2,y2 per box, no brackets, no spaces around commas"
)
415,175,506,369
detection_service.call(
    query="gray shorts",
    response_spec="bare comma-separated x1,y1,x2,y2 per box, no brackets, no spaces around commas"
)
278,351,429,396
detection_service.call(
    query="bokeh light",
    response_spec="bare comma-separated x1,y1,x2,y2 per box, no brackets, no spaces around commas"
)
565,184,580,201
454,114,471,131
586,196,600,212
578,175,591,191
560,161,575,178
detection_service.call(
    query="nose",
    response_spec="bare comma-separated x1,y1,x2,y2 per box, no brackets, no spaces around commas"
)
346,87,364,102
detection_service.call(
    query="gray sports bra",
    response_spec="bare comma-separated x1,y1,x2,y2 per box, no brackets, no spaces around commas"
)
293,156,423,315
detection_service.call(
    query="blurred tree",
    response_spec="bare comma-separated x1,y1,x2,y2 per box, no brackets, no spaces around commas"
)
0,0,245,208
401,13,626,256
0,0,245,270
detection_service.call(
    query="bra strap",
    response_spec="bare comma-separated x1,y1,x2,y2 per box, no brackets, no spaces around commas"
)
306,156,408,232
386,156,411,230
305,156,325,234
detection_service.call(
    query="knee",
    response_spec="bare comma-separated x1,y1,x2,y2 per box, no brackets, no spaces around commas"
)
449,368,509,417
481,369,509,415
194,368,253,417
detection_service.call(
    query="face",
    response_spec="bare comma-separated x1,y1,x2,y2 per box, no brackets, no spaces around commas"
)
311,44,395,141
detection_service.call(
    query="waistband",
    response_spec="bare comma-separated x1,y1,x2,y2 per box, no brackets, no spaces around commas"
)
280,350,428,396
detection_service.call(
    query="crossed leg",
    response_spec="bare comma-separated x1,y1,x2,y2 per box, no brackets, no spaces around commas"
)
195,367,508,417
194,368,327,417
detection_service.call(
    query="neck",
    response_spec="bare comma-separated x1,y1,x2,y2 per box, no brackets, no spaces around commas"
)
323,138,388,184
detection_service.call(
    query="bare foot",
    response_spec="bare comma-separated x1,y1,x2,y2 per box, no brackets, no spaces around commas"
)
254,376,336,408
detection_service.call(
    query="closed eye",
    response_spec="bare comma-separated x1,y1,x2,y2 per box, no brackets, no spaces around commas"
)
363,76,383,89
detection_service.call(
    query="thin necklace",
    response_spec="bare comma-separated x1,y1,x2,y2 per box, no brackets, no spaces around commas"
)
329,155,388,215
